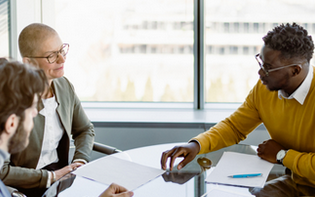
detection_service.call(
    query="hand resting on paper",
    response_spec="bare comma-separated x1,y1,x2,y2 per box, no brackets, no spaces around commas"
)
99,183,134,197
257,139,285,163
160,141,200,171
54,162,83,182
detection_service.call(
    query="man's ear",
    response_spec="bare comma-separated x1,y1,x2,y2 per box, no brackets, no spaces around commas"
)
4,114,18,136
292,65,302,76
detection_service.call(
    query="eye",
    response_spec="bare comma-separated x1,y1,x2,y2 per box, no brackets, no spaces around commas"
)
262,63,272,70
60,49,66,55
47,53,57,59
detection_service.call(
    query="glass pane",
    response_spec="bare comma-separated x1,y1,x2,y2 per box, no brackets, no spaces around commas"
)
54,0,194,102
205,0,315,102
0,0,9,57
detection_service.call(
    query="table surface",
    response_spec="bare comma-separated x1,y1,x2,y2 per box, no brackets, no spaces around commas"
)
42,143,286,197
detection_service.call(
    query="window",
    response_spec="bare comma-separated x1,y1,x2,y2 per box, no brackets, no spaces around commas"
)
224,22,230,33
53,0,194,102
205,0,315,103
0,0,9,58
253,23,259,33
233,23,239,33
229,46,238,55
11,0,315,107
244,23,249,33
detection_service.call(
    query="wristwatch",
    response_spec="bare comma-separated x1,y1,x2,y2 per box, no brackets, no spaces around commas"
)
276,149,288,165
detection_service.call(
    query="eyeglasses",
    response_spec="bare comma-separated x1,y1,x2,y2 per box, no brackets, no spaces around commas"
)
28,43,69,64
255,53,301,76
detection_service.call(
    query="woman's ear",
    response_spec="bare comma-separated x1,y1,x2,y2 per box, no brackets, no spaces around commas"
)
4,114,18,136
22,57,38,68
22,57,31,64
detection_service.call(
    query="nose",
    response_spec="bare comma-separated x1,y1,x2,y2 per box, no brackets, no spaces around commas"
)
258,67,266,77
56,53,66,64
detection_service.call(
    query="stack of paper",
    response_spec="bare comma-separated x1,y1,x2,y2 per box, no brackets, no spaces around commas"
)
205,152,274,188
73,155,165,190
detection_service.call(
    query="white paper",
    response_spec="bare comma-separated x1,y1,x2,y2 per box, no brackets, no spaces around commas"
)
72,155,165,191
201,187,255,197
205,152,274,188
58,176,108,197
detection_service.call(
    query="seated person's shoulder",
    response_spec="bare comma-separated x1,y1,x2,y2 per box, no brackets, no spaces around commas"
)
53,77,75,91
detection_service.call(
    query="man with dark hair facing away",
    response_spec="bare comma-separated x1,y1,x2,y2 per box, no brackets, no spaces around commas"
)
161,23,315,197
0,59,47,196
0,59,133,197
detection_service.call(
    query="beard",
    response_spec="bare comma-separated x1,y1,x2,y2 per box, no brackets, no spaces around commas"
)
8,117,30,154
262,73,290,92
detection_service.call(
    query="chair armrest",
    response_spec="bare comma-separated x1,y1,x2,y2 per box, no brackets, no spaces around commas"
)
93,142,122,155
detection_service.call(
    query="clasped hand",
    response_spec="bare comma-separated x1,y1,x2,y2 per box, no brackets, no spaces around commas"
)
257,139,285,163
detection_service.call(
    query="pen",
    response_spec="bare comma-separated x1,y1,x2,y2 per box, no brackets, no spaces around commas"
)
228,173,262,178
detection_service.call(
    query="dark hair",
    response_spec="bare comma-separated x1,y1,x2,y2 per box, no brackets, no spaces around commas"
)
0,58,47,133
263,23,314,62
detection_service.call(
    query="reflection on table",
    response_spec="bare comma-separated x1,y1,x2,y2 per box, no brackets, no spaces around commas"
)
42,143,286,197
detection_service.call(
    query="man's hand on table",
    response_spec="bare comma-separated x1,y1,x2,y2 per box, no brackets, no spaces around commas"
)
257,139,285,163
99,183,134,197
160,141,200,171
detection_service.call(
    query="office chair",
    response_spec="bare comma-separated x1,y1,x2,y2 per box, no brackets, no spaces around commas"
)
92,142,122,155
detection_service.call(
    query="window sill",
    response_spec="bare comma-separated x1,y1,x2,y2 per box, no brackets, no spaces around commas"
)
82,102,242,128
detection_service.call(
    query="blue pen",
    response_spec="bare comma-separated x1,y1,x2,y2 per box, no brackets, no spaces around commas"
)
228,173,262,178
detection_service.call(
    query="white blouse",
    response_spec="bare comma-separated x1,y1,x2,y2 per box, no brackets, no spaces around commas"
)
36,96,64,170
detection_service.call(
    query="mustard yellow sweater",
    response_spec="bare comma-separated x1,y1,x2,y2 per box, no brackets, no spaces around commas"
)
192,70,315,188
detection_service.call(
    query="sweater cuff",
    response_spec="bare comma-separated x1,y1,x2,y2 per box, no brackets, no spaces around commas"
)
282,149,295,169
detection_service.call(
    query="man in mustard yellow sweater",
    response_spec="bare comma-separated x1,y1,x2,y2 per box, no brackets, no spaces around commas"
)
161,23,315,197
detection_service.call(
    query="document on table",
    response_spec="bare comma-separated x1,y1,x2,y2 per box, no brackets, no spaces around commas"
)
201,187,255,197
72,155,165,191
205,152,274,188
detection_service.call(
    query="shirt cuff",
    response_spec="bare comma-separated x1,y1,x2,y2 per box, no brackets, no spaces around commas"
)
46,171,52,188
73,159,87,164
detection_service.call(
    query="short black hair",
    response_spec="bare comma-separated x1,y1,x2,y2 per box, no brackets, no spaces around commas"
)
263,23,314,62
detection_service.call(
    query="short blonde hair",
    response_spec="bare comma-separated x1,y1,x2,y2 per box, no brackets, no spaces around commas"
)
18,23,58,57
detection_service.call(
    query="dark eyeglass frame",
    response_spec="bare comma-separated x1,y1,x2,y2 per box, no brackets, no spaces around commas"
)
255,53,301,76
28,43,69,64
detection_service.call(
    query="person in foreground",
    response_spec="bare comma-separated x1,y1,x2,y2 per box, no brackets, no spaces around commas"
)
0,59,47,196
0,23,95,197
161,23,315,197
0,59,133,197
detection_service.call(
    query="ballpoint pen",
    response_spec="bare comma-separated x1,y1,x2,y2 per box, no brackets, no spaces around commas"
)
228,173,262,178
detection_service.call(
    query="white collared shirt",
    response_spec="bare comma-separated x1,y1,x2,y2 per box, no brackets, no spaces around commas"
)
278,66,313,105
36,96,64,170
